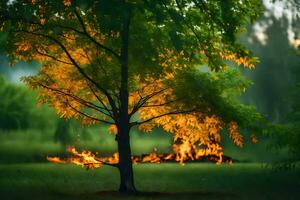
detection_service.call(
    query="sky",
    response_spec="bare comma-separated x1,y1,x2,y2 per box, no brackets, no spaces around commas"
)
254,0,300,47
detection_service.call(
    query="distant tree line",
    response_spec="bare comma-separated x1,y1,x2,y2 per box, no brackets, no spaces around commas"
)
242,14,300,167
0,76,56,130
243,16,299,122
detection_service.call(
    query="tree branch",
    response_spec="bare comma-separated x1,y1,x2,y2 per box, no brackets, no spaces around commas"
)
83,162,119,168
5,12,120,60
73,9,120,60
86,82,113,114
6,12,120,117
94,157,119,168
171,0,203,42
131,109,196,127
36,82,113,119
141,99,178,108
67,101,114,125
129,86,172,116
15,29,119,118
35,48,73,65
83,155,119,168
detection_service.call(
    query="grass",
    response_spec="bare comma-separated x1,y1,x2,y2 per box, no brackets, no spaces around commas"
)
0,128,172,163
0,129,297,199
0,128,285,164
0,163,299,200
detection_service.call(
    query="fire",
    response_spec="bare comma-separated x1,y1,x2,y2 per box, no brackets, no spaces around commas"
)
106,152,119,164
48,147,113,169
67,147,103,169
173,140,194,164
47,144,230,169
164,153,174,160
142,152,161,163
195,143,224,164
47,156,66,163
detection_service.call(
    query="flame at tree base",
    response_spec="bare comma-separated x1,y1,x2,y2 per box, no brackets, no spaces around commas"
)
47,146,232,170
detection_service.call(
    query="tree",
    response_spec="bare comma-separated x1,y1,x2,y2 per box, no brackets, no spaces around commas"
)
272,0,300,42
0,75,55,130
0,75,33,130
264,73,300,168
54,118,73,147
0,0,262,193
264,34,300,168
242,16,299,122
242,1,300,167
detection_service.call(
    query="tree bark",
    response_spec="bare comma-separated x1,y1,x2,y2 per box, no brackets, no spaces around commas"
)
117,125,137,193
117,1,136,193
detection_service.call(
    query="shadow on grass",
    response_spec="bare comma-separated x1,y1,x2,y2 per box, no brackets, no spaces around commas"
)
1,190,238,200
0,189,242,200
72,190,239,200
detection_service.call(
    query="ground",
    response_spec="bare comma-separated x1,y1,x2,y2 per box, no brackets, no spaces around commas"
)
0,163,299,200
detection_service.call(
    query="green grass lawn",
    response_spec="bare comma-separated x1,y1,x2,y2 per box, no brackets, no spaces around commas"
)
0,163,299,200
0,128,173,163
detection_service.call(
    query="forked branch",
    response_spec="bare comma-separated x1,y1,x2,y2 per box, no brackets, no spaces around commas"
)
131,109,196,127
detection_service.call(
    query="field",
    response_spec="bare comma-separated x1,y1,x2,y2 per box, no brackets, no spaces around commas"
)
0,128,282,164
0,163,299,200
0,129,298,200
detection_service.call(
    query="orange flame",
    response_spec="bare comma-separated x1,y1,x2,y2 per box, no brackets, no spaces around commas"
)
47,143,230,169
106,152,119,164
66,147,103,169
47,156,66,163
142,152,161,163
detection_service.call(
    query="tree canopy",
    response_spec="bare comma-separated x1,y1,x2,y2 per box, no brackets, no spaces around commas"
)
0,0,263,193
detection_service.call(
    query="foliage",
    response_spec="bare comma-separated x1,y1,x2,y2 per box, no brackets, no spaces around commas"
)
262,48,300,168
0,0,263,191
239,12,300,167
54,119,73,146
264,123,300,169
242,16,300,122
0,76,56,130
264,56,300,167
0,0,262,150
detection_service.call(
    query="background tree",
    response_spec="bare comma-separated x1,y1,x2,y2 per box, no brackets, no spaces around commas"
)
0,0,262,193
242,16,299,122
241,1,300,167
0,75,33,130
264,64,300,168
54,118,73,147
0,75,56,130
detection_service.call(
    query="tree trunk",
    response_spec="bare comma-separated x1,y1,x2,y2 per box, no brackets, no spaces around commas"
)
117,1,136,193
117,124,137,193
